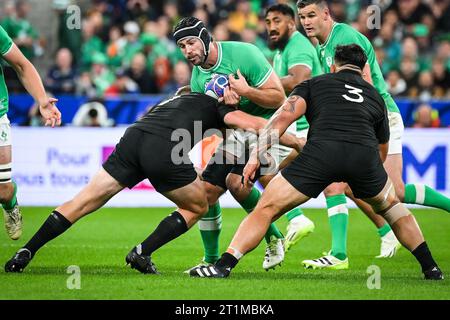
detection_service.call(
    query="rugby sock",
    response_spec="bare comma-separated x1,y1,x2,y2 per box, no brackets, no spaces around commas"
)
411,242,438,272
199,203,222,264
285,207,304,222
326,194,348,260
2,181,17,211
23,210,72,257
239,187,284,243
139,211,188,256
377,223,392,238
404,184,450,212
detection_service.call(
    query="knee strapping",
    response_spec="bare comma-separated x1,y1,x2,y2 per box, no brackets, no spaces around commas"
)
380,202,410,225
369,181,396,212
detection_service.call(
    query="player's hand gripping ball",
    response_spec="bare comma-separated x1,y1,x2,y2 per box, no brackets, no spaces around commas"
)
205,74,229,99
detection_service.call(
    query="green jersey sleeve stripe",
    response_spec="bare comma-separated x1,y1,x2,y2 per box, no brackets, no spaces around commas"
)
255,68,273,88
288,62,312,70
2,42,13,56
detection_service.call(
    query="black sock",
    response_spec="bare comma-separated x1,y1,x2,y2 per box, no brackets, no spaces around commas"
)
411,242,438,272
138,211,188,256
24,211,72,257
215,252,239,270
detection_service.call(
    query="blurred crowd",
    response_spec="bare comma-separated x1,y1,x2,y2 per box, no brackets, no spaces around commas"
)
0,0,449,127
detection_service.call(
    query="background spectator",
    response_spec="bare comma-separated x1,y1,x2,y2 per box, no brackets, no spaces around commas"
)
412,103,441,128
45,48,77,95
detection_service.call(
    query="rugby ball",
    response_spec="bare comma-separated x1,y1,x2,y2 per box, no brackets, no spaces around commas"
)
205,74,229,99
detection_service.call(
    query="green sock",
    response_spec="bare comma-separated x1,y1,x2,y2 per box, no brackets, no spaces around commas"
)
198,202,222,264
326,194,348,260
404,184,450,212
285,207,304,221
2,181,17,211
377,223,392,238
239,187,284,243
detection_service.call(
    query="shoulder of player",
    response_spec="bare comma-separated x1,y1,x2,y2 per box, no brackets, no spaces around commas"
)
220,41,260,54
333,23,366,42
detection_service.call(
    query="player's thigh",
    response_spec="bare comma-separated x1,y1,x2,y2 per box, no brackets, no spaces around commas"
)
384,153,405,201
163,176,208,225
256,173,310,222
75,168,124,202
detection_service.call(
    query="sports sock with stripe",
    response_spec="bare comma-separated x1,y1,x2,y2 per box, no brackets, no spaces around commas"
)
239,186,284,243
326,194,348,260
377,223,392,238
404,184,450,212
199,203,222,264
285,207,304,222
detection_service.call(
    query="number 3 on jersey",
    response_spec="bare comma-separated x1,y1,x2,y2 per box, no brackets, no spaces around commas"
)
342,84,364,103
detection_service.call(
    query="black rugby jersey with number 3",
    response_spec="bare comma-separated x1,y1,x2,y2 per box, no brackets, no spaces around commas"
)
290,69,389,149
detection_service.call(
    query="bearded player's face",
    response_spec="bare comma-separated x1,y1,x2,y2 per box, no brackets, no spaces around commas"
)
265,11,292,50
177,37,205,66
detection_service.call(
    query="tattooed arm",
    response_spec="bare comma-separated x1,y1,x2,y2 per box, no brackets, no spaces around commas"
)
243,95,307,185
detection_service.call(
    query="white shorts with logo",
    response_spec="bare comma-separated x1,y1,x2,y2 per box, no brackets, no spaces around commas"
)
0,114,12,147
219,121,299,168
388,111,404,155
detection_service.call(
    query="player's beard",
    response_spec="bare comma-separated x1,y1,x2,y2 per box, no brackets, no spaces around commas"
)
268,31,290,51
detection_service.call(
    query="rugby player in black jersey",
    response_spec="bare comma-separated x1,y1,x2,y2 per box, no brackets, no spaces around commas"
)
4,92,302,274
190,44,443,280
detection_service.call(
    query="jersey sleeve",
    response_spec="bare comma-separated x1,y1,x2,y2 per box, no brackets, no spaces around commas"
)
216,103,236,127
286,43,314,71
239,44,273,88
0,25,13,56
290,80,311,104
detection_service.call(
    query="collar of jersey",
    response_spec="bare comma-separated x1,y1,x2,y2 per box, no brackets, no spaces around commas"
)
199,42,223,73
319,22,338,49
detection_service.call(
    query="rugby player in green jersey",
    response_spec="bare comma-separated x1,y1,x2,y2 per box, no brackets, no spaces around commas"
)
0,25,61,240
296,0,450,269
174,17,290,271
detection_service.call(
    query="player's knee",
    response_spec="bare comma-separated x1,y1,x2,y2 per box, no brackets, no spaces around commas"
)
225,174,246,198
255,199,278,222
324,183,346,197
190,201,209,216
204,183,222,205
378,202,410,225
394,183,405,202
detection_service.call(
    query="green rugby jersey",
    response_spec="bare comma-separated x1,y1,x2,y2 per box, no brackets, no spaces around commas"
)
191,41,276,119
316,22,400,113
273,31,322,131
0,26,13,118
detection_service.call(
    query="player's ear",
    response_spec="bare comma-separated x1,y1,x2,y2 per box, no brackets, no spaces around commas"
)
330,64,337,73
323,7,330,20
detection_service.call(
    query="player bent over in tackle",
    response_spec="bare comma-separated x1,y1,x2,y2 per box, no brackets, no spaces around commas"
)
190,45,443,280
5,93,302,274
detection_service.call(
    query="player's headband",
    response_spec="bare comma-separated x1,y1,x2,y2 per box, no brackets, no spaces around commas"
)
174,20,211,62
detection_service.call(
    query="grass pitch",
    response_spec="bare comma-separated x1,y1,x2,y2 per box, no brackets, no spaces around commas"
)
0,207,449,300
